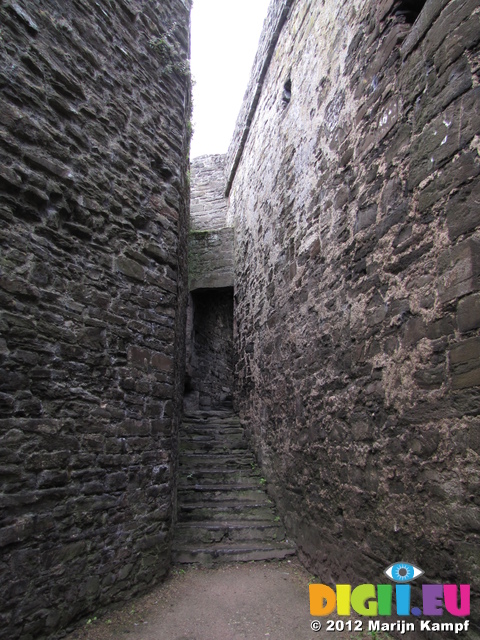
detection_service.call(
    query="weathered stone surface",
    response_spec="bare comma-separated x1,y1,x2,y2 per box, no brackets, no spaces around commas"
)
458,293,480,333
0,1,191,638
189,228,234,290
189,156,233,291
186,156,234,411
185,289,234,410
173,410,295,564
226,0,480,630
190,155,228,231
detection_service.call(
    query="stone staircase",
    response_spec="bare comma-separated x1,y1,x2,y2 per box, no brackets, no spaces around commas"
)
173,409,296,564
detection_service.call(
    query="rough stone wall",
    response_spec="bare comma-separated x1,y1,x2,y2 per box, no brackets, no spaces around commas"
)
188,227,234,291
187,288,234,410
189,155,233,290
191,154,228,231
0,1,191,638
229,0,480,628
185,155,234,410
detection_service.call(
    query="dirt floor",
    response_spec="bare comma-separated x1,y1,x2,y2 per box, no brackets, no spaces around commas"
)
64,558,390,640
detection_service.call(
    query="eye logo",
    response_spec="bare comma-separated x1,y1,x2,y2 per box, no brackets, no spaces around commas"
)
384,562,424,583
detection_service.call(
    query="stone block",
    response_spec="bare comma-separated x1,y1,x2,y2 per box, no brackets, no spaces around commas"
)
376,97,400,143
418,149,480,217
408,95,467,190
106,472,128,491
128,346,150,369
117,419,151,437
450,337,480,389
458,293,480,333
116,256,145,281
413,55,472,133
426,315,455,340
151,352,173,372
414,364,445,389
438,238,480,304
447,177,480,241
134,532,167,552
354,204,377,233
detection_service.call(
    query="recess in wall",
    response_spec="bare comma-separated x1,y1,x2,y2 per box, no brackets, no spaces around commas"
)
392,0,427,24
282,78,292,106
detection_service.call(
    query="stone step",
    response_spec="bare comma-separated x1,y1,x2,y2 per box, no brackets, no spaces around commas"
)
181,425,243,433
179,441,248,453
179,469,261,485
177,485,269,503
182,419,242,428
172,541,296,565
175,520,286,545
179,453,256,468
184,410,238,420
180,428,244,439
177,501,277,522
174,410,296,565
180,428,245,438
183,418,242,429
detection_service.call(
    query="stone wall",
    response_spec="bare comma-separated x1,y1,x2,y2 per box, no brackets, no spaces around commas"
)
188,227,234,291
0,1,191,638
228,0,480,630
186,288,234,410
186,155,234,410
191,154,228,231
189,155,233,290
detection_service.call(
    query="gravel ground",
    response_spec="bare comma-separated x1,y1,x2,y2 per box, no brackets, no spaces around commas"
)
63,558,391,640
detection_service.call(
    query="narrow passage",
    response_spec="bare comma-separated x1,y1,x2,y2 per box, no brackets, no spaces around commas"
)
64,558,348,640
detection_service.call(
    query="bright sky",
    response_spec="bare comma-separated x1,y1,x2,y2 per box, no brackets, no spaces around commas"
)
190,0,271,159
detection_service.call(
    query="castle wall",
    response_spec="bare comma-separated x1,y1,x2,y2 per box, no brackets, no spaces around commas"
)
228,0,480,622
188,288,234,410
189,156,233,291
191,154,228,231
0,1,191,637
186,155,234,410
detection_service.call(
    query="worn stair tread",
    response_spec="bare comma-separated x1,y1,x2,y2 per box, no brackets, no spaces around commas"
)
179,476,261,488
177,494,270,505
180,438,246,445
179,496,272,507
180,437,246,441
175,520,287,544
184,410,237,417
180,447,249,455
181,421,243,428
179,462,256,471
181,425,243,430
179,473,260,482
177,505,277,522
172,542,296,564
177,496,270,506
175,410,295,564
179,453,255,462
173,541,295,552
182,420,241,424
178,483,263,491
176,520,284,530
180,468,261,476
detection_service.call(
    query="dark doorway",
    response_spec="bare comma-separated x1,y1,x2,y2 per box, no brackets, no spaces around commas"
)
185,287,234,411
392,0,427,23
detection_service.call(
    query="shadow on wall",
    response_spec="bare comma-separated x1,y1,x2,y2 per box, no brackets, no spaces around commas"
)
184,287,234,412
